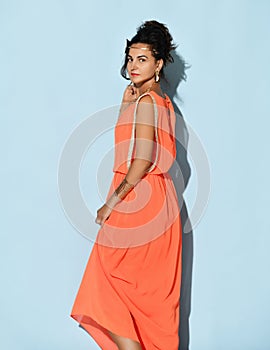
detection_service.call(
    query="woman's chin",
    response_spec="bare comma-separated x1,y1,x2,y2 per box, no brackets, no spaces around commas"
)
131,78,148,88
130,77,142,85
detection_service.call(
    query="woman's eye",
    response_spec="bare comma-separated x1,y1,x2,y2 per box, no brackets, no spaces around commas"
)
127,58,146,63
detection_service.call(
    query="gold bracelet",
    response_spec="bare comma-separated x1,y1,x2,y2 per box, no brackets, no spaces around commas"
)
114,177,135,200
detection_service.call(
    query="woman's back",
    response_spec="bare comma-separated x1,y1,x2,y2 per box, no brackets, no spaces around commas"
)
113,90,176,175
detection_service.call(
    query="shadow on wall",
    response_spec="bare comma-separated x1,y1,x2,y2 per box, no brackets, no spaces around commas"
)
161,51,193,350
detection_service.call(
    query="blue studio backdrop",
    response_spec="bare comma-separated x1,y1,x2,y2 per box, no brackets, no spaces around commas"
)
1,1,270,349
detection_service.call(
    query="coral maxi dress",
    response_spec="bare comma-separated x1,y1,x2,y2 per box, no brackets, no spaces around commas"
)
70,90,182,350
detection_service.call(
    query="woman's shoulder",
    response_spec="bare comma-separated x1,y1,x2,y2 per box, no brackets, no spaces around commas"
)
136,91,165,108
136,93,154,105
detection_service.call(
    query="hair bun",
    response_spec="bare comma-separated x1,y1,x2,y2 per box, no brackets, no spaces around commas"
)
136,20,177,64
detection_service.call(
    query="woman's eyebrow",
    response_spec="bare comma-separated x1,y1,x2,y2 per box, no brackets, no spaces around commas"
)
127,54,149,59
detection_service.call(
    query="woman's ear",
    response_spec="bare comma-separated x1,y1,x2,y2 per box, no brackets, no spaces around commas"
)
157,59,164,71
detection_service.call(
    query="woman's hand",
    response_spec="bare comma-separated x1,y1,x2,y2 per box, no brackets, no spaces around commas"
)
95,204,112,227
122,83,139,104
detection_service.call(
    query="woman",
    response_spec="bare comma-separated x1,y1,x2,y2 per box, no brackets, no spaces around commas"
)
70,20,182,350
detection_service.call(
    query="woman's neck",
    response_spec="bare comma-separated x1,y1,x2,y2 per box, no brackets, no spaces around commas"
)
135,80,163,97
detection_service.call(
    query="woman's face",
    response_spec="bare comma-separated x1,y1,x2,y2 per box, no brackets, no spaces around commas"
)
126,43,162,87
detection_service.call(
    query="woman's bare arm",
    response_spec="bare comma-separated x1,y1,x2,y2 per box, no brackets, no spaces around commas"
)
96,94,156,226
125,94,155,185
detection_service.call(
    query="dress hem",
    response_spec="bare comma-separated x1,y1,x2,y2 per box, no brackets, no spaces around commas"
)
70,312,142,349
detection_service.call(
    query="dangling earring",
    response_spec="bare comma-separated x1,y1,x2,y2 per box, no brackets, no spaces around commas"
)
155,70,160,83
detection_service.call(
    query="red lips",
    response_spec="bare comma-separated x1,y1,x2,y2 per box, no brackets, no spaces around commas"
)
131,73,139,76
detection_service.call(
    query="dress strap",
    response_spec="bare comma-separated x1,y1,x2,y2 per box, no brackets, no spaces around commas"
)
126,92,159,172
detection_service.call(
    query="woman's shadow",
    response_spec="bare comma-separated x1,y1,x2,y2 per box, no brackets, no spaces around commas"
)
161,51,193,350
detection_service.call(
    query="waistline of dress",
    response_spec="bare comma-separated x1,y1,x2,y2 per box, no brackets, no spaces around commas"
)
113,170,170,178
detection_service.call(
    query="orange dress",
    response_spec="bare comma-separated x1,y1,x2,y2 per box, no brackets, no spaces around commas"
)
70,90,182,350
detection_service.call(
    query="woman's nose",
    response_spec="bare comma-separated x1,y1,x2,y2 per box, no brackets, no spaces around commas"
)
130,60,138,70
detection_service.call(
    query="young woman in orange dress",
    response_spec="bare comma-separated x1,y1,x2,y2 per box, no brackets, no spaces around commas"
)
70,20,182,350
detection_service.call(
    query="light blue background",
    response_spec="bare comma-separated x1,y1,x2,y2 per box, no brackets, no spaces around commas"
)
1,1,270,349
